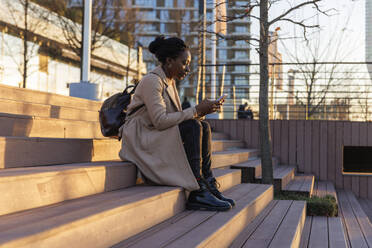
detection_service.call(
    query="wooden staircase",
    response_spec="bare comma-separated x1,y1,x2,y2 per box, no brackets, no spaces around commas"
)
0,84,360,247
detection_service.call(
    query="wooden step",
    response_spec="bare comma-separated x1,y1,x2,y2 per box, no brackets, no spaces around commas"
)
0,169,243,248
256,165,296,192
230,200,306,248
0,161,136,216
0,137,122,169
337,190,372,247
211,149,260,169
0,137,248,169
211,139,245,152
231,157,280,183
282,174,315,197
0,83,102,111
0,98,99,121
112,183,273,248
211,132,229,140
313,180,338,204
300,216,348,248
0,113,103,138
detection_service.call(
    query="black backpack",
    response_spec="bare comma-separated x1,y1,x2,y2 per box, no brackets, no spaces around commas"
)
99,84,144,139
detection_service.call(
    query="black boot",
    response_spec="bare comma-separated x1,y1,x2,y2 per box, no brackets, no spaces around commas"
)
205,177,236,207
186,180,231,211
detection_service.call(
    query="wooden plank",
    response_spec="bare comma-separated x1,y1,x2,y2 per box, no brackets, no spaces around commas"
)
359,123,369,199
304,121,313,174
273,120,281,159
369,177,372,200
311,121,320,178
358,198,372,224
345,190,372,246
317,181,327,198
288,120,297,165
252,120,259,149
268,200,306,248
297,120,305,173
230,201,278,248
327,121,336,183
244,120,252,148
308,216,328,248
313,181,319,197
351,122,360,146
166,184,272,248
325,181,338,203
343,122,352,190
299,216,312,248
335,122,344,189
319,121,328,181
328,217,348,248
222,119,230,138
352,176,360,198
237,120,245,144
280,120,289,164
337,190,369,247
247,200,292,241
231,119,239,140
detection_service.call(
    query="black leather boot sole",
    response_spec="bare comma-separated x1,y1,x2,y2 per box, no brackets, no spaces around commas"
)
186,201,231,211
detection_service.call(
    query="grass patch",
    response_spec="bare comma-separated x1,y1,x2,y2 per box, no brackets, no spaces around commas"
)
275,192,338,217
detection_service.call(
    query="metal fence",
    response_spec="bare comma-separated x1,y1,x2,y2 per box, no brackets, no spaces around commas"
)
183,62,372,121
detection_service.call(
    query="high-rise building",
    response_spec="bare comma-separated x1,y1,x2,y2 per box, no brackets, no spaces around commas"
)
366,0,372,78
119,0,251,113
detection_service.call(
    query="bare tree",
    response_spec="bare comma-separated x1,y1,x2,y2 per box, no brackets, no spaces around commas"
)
35,0,143,82
3,0,50,88
207,0,330,185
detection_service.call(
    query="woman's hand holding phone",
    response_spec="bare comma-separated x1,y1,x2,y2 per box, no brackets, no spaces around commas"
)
195,95,226,116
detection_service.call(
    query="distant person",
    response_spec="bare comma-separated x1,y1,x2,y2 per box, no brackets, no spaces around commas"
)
237,102,248,119
182,96,191,110
119,36,233,211
246,107,253,120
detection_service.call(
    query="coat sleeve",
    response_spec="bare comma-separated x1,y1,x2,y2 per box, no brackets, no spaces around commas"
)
138,74,196,131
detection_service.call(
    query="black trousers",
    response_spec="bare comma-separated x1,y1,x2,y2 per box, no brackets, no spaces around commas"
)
178,119,213,180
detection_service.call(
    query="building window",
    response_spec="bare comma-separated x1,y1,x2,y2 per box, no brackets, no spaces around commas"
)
235,40,246,46
165,0,173,7
218,49,227,59
235,51,247,59
134,0,153,6
39,54,48,73
235,25,247,33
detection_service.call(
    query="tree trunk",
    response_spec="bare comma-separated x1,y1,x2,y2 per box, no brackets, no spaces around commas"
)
22,0,28,88
259,0,273,185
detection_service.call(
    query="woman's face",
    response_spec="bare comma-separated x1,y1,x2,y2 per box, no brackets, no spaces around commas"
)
169,50,191,81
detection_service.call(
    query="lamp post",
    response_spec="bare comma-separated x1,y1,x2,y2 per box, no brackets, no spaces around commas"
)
69,0,99,101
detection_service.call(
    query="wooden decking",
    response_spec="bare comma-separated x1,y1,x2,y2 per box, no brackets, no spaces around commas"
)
300,216,347,248
359,197,372,223
338,190,372,247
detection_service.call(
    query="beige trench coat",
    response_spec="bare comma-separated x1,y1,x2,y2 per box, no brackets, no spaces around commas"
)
119,66,200,191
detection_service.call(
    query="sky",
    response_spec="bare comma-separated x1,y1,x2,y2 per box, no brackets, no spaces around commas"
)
250,0,366,63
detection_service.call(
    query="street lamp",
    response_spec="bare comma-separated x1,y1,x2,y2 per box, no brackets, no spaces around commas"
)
69,0,99,101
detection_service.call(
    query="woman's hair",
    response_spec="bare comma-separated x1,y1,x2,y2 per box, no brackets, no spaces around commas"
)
149,36,188,64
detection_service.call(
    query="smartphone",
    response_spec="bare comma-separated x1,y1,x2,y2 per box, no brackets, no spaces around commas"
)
217,94,227,103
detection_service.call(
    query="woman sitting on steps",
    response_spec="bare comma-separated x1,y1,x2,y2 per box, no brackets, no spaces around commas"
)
119,36,234,211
